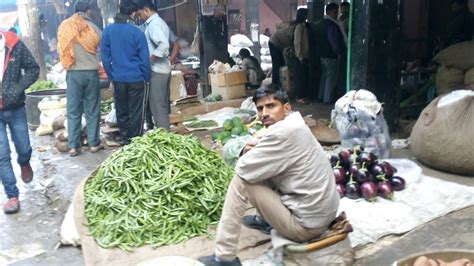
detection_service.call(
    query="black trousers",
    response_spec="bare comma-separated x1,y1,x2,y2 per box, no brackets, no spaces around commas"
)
269,41,285,89
113,81,146,143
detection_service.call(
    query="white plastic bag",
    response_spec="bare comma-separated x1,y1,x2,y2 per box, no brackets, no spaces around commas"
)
331,90,391,158
60,204,81,246
259,34,270,48
222,135,254,167
105,108,117,126
36,97,67,136
230,34,253,47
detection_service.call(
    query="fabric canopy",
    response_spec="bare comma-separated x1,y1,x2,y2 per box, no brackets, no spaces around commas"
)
0,11,18,30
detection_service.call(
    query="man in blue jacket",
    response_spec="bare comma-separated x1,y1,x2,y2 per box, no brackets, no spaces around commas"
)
0,31,40,214
101,2,151,145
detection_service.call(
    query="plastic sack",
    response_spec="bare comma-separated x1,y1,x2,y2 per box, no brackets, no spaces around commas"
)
60,204,81,246
36,97,67,136
240,97,257,113
260,48,270,55
105,108,117,126
230,34,253,48
259,34,269,48
222,135,254,167
331,90,391,158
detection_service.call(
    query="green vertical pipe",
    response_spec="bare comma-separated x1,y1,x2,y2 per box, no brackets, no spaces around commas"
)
346,0,354,92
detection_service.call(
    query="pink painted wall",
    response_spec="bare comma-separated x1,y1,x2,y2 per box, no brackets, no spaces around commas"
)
227,0,286,35
259,2,284,34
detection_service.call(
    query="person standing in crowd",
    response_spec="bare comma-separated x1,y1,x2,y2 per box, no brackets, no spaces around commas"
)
58,2,103,156
315,3,346,104
446,0,474,47
238,48,265,89
0,30,39,214
268,9,307,89
293,8,310,104
339,2,350,37
144,28,179,131
137,0,171,130
101,2,151,145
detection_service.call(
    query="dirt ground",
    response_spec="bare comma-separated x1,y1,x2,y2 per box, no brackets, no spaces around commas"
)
1,101,473,266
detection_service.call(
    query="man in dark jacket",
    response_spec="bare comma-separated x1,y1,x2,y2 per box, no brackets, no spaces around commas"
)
446,0,474,47
0,31,40,214
101,2,151,145
315,3,346,103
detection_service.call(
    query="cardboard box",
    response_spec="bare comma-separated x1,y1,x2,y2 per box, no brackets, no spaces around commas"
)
216,71,247,87
170,70,185,101
211,84,246,100
209,71,247,100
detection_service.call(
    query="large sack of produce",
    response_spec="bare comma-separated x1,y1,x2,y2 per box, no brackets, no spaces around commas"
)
410,90,474,176
465,68,474,87
434,41,474,71
73,130,236,264
230,34,253,47
435,66,465,95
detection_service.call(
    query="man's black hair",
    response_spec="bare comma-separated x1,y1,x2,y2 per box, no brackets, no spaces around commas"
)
295,8,308,24
8,27,17,34
341,2,350,7
120,2,138,16
238,48,251,58
326,3,339,13
137,0,157,11
253,85,289,104
75,1,91,13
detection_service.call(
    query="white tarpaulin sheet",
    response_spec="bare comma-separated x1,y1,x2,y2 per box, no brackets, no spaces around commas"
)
340,159,474,248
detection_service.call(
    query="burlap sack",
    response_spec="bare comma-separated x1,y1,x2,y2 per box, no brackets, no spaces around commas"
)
465,68,474,86
73,171,353,265
410,94,474,176
434,41,474,71
436,66,465,95
72,171,271,266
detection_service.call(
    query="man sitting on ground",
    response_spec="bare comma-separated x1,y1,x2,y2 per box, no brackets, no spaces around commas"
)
199,86,340,266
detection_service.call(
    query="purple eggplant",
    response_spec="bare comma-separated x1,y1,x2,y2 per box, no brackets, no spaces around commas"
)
358,152,372,165
361,182,378,202
390,176,406,191
370,163,386,177
377,181,394,200
339,150,351,168
333,167,347,184
381,161,395,178
355,168,371,184
349,163,360,177
336,183,346,198
345,182,361,199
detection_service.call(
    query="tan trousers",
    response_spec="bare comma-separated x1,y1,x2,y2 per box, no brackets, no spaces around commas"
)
215,175,326,260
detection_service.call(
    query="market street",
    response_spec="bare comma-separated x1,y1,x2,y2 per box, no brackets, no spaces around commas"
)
1,102,473,265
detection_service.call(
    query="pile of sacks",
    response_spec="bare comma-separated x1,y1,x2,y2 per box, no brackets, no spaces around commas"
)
228,34,254,65
434,41,474,94
259,34,272,72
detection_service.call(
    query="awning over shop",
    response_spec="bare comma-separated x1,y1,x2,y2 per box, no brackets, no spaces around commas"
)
0,11,18,30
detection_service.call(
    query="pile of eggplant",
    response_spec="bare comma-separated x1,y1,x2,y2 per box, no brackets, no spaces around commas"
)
329,146,406,202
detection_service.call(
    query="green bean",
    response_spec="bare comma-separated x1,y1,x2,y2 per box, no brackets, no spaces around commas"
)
84,129,233,251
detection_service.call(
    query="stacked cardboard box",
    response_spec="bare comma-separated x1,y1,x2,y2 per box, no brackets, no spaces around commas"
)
209,70,247,100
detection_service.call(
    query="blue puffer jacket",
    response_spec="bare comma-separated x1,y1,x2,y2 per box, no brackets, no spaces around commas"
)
1,31,40,110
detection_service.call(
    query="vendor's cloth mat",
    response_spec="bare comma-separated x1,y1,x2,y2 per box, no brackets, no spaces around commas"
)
340,159,474,248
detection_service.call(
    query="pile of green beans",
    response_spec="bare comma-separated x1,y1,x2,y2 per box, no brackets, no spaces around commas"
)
84,129,234,251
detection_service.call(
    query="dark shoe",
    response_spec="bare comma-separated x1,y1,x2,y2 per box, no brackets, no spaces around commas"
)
90,144,104,153
198,255,241,266
3,197,20,214
69,148,80,157
243,215,273,235
20,163,33,184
